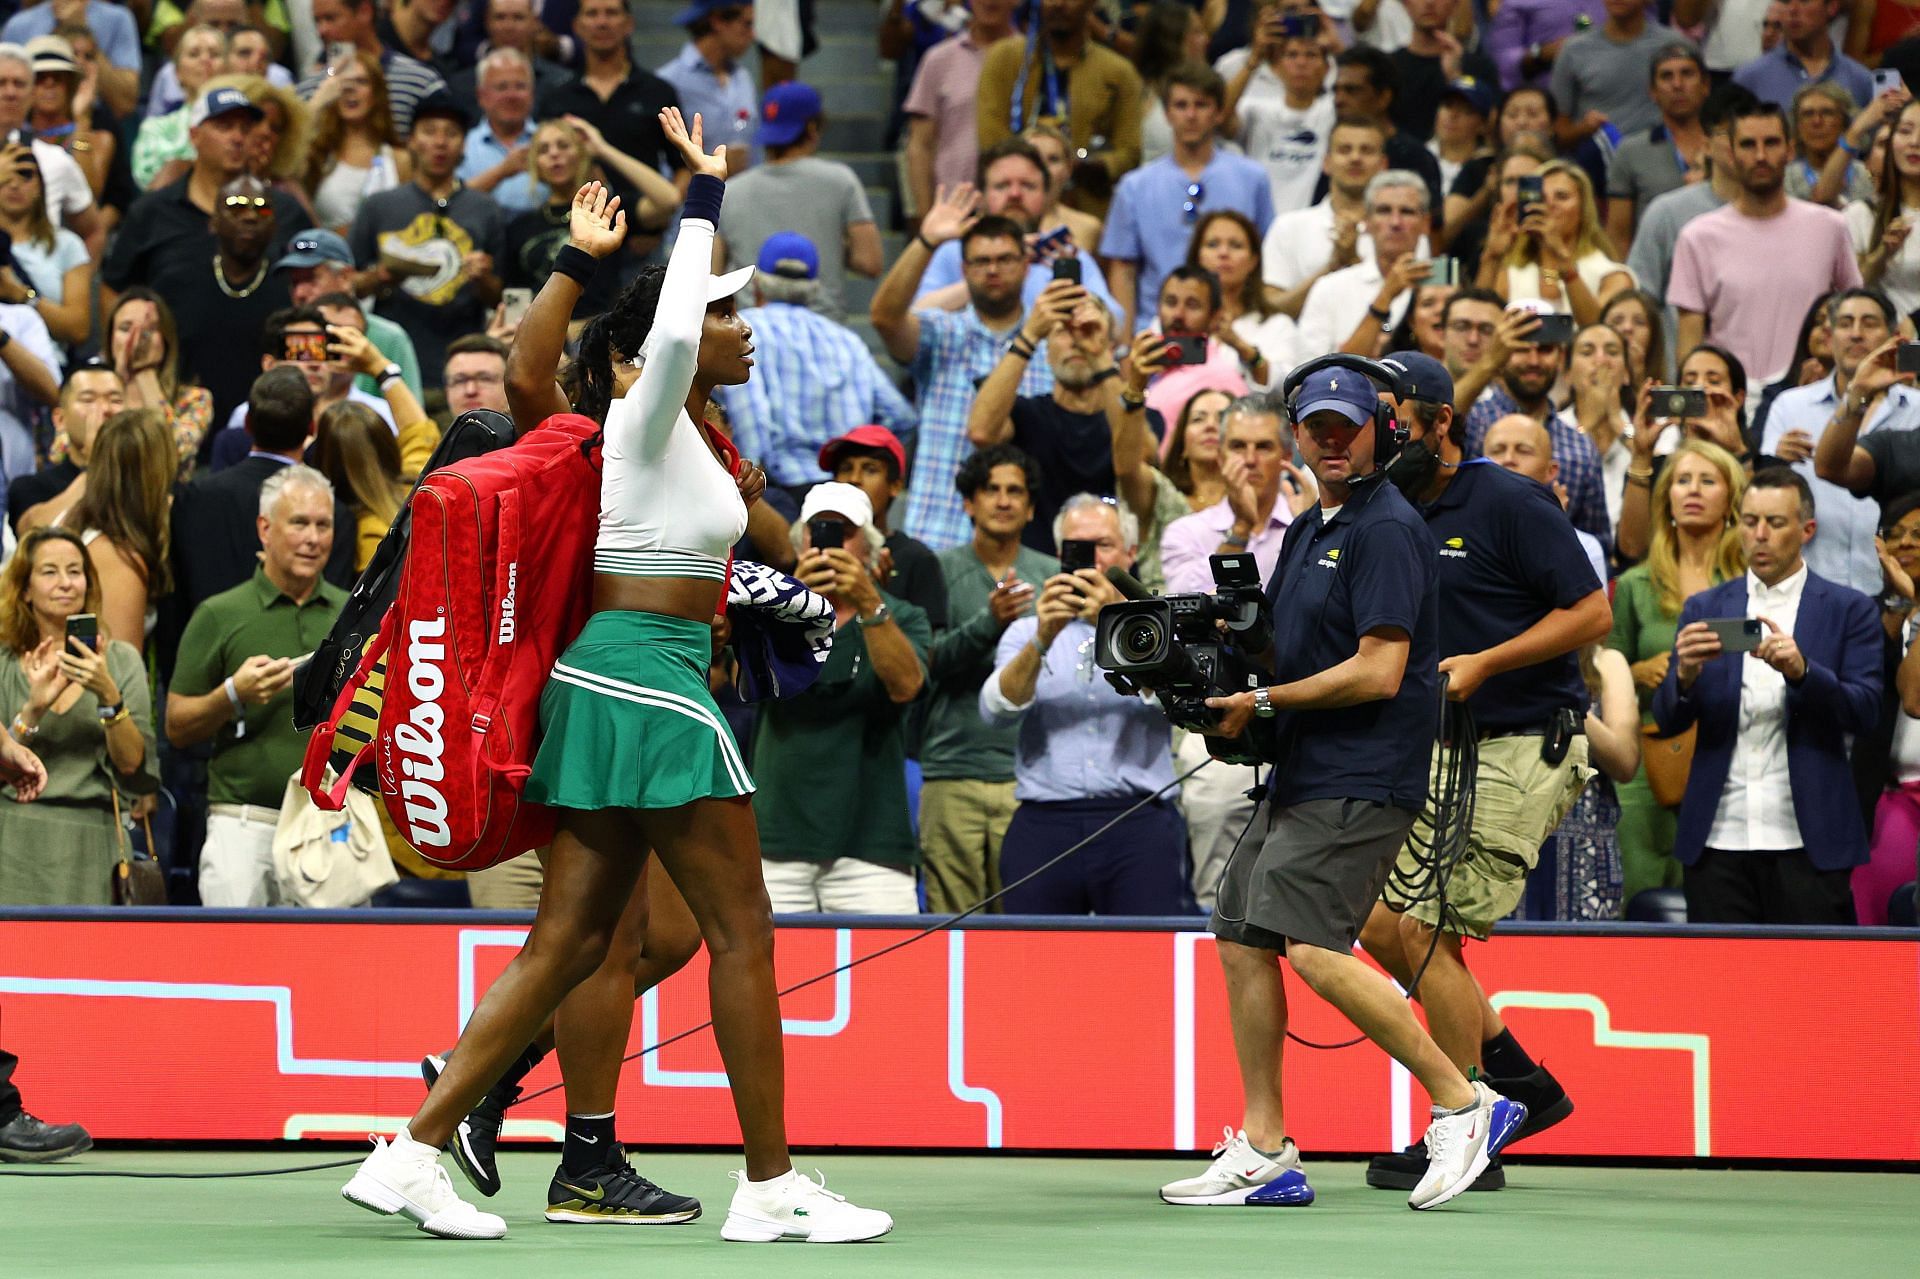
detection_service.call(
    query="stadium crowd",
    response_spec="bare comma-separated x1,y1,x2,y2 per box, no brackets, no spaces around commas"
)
0,0,1918,936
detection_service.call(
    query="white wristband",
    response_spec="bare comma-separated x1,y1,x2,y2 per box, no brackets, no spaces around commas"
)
224,677,248,739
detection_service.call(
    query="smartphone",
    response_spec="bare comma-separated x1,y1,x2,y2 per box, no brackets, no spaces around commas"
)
1529,312,1576,347
1897,342,1920,375
323,40,355,74
1876,68,1905,96
1029,224,1072,260
1164,333,1208,367
1050,255,1082,285
283,330,329,363
806,514,846,555
1424,256,1458,287
65,612,98,651
290,650,316,674
1651,384,1708,418
1704,617,1764,654
499,287,533,329
1279,12,1318,37
1060,538,1098,575
1516,173,1545,211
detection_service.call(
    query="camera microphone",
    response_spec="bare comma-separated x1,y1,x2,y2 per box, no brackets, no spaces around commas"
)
1106,567,1155,601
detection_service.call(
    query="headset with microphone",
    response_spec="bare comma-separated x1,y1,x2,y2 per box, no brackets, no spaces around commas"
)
1280,353,1409,469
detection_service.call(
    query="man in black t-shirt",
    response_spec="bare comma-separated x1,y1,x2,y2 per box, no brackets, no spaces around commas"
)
1387,0,1499,142
1358,351,1610,1193
965,278,1155,552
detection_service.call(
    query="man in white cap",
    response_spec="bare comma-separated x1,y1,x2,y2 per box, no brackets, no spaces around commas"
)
754,481,932,913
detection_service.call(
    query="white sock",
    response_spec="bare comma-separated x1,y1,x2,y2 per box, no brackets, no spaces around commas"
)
747,1168,798,1190
392,1128,441,1161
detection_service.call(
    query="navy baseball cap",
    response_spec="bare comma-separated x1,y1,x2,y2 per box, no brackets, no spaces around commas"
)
411,87,471,130
1440,76,1495,117
758,81,822,149
1293,366,1381,427
1382,351,1454,406
674,0,743,25
757,230,820,280
189,85,264,128
273,229,353,271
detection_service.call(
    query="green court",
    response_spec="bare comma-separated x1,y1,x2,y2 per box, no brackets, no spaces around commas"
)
3,1152,1913,1278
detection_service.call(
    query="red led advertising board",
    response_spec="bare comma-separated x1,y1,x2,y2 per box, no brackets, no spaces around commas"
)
1,919,1914,1159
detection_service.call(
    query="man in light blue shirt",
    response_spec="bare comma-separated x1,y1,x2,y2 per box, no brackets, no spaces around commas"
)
1760,288,1920,595
456,48,547,215
910,137,1120,317
1099,64,1275,332
1732,0,1874,108
981,493,1188,915
658,0,760,170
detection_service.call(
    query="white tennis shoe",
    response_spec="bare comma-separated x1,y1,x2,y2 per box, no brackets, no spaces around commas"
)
342,1131,508,1239
720,1168,893,1242
1160,1127,1315,1206
1410,1082,1528,1211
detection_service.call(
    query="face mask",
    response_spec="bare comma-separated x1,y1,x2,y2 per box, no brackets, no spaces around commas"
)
1383,433,1439,497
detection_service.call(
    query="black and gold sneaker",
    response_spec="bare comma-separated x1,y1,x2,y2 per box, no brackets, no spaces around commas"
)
546,1146,702,1225
421,1051,513,1198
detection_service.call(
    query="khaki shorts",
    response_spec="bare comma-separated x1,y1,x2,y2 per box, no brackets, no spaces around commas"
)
1382,734,1593,939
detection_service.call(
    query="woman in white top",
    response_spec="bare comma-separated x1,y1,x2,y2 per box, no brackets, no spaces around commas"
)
342,111,892,1245
303,50,408,233
1187,209,1297,388
1853,97,1920,317
1563,322,1641,536
0,149,90,345
1499,160,1634,324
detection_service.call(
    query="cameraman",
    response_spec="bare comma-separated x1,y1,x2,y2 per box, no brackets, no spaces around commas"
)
1165,363,1522,1213
980,494,1190,915
1357,351,1611,1194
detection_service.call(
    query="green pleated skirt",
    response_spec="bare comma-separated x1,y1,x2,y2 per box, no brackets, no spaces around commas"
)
527,611,755,811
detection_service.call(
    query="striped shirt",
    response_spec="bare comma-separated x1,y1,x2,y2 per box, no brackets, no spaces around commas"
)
900,308,1054,552
1462,386,1612,552
719,303,917,487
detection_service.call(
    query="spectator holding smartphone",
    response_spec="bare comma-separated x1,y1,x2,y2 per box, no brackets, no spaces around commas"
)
0,526,158,906
982,493,1189,916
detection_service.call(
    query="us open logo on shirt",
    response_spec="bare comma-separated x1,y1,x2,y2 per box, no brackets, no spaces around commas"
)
1316,547,1341,569
1440,536,1468,560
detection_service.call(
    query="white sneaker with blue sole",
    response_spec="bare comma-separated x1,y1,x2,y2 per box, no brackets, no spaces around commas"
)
1409,1082,1528,1211
1160,1128,1315,1206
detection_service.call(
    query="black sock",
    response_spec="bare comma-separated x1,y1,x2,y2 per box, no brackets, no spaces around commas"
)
497,1044,547,1094
561,1113,616,1174
1481,1028,1536,1079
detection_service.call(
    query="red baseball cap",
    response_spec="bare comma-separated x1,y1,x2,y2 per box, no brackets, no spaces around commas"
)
818,425,908,481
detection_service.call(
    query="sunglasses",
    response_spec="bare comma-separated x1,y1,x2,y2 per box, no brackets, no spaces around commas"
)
223,194,269,210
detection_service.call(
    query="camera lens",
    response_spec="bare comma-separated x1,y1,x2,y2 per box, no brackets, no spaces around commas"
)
1115,617,1164,665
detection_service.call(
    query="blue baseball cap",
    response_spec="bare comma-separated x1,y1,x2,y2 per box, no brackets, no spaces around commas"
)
756,231,819,279
1293,366,1381,427
1381,351,1454,406
673,0,743,26
189,85,264,129
273,229,353,271
758,81,822,149
1440,76,1495,117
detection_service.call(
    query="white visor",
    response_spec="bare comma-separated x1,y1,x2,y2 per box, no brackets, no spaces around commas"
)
708,265,754,303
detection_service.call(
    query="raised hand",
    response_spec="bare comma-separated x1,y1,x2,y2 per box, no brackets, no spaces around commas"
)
920,183,982,246
659,106,727,180
563,113,609,156
567,180,627,260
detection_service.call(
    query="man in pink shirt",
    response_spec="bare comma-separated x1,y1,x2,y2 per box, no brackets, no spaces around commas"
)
1159,392,1317,909
902,0,1019,224
1144,266,1253,439
1668,99,1860,384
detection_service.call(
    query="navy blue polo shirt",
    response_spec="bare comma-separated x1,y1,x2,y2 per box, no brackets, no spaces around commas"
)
1419,461,1602,734
1263,477,1440,810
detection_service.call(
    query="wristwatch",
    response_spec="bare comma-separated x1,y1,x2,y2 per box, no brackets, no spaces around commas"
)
1252,687,1276,718
375,363,404,386
96,700,125,723
856,600,892,628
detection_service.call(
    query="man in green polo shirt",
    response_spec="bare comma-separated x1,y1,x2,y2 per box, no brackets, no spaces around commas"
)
920,444,1058,913
168,465,347,907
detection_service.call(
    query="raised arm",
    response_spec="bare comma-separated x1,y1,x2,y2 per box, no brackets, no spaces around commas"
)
606,107,728,464
872,183,981,364
506,181,626,430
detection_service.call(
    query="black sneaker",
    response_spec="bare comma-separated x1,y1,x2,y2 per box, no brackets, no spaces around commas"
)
546,1145,702,1225
1365,1140,1504,1191
1484,1062,1574,1146
421,1051,514,1198
0,1111,92,1164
